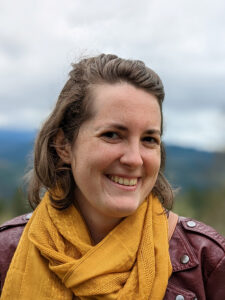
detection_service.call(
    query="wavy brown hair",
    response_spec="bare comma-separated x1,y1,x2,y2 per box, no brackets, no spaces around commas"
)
28,54,173,210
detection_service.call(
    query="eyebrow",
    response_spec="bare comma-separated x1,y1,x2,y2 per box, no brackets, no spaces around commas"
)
96,123,161,135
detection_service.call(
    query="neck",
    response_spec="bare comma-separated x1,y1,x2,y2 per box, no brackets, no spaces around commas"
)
74,192,122,245
84,213,122,245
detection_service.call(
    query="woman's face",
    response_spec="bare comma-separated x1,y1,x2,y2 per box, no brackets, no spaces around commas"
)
70,82,161,221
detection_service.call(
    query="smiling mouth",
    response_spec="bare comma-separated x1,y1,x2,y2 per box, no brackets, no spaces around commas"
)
107,175,138,186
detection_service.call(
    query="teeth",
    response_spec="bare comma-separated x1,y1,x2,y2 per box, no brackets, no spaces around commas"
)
109,176,138,186
124,178,129,185
119,177,123,184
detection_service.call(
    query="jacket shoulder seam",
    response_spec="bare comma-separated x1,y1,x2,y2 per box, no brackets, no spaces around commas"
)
0,213,32,231
179,217,225,250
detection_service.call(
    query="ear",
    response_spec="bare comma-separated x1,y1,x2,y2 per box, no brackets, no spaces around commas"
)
54,129,72,164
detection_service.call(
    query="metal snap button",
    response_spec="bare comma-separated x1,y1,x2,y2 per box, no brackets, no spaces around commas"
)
25,213,33,220
180,254,190,264
176,295,184,300
187,220,196,228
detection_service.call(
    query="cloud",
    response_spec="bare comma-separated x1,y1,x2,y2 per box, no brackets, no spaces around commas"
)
0,107,51,130
164,107,225,151
0,0,224,150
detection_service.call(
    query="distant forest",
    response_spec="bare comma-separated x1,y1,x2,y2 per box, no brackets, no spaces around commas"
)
0,130,225,235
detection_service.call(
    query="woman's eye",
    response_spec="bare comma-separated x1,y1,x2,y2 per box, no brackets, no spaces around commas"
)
142,136,160,145
101,131,119,140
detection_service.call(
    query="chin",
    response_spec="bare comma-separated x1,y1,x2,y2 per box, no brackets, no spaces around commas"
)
106,201,142,218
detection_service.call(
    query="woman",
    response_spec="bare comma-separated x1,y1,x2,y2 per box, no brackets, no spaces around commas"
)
0,54,225,300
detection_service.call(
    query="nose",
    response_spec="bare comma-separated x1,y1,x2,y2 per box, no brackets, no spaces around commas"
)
120,142,143,168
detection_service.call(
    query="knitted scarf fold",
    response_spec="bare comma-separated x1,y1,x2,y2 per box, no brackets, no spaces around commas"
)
1,193,172,300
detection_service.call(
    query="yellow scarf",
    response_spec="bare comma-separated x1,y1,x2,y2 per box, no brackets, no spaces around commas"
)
1,193,172,300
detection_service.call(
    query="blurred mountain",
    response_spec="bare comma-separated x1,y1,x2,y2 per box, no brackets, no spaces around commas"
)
165,145,225,190
0,130,35,200
0,129,224,201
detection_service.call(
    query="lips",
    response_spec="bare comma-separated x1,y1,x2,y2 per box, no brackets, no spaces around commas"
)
107,175,138,186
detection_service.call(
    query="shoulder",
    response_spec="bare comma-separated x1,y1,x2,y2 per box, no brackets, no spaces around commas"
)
178,216,225,249
170,216,225,272
166,215,225,300
0,213,32,248
0,213,31,243
0,213,32,292
0,213,32,228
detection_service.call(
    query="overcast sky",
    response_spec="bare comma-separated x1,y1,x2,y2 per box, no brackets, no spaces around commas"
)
0,0,225,151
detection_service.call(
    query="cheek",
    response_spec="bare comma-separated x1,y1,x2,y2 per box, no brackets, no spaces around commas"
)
145,151,161,174
88,144,122,169
70,146,114,182
156,153,161,170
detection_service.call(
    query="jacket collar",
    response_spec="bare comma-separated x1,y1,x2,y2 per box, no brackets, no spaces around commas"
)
169,217,199,272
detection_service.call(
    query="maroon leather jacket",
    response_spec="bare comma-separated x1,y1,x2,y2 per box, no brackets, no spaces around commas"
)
0,213,225,300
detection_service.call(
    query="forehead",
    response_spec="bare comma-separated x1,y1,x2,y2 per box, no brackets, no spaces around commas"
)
89,83,161,128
